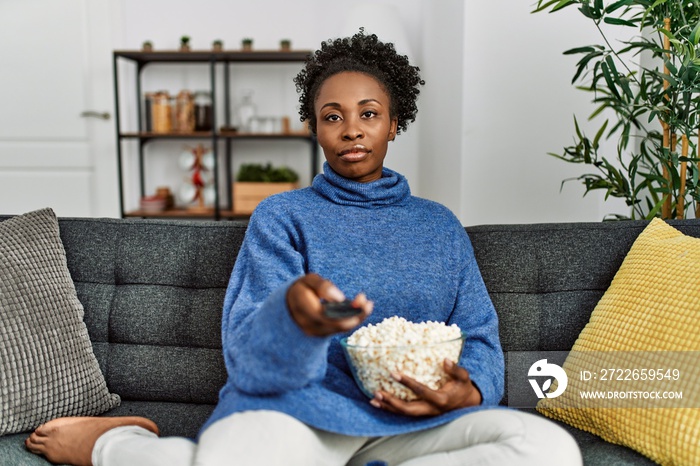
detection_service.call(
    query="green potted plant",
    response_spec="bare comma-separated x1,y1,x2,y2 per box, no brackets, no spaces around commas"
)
142,40,153,52
212,39,223,52
233,163,299,214
280,39,292,51
180,35,191,52
242,37,253,51
533,1,700,220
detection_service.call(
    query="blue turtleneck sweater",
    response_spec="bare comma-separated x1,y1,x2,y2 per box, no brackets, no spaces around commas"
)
200,163,504,437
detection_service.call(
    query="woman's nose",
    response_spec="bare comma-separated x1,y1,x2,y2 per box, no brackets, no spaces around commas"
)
342,120,364,140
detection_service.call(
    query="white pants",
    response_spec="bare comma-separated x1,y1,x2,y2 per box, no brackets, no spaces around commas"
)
92,409,582,466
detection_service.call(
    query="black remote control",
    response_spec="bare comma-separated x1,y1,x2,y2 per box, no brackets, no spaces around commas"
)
322,299,362,319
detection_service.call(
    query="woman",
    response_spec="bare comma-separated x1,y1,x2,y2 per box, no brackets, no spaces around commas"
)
26,30,581,466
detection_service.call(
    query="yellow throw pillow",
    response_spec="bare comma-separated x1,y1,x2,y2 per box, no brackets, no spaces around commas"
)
536,218,700,466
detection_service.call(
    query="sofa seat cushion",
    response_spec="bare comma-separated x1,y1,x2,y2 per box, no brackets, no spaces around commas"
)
0,433,61,466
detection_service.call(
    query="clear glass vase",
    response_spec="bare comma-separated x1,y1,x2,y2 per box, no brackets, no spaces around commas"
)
236,90,257,132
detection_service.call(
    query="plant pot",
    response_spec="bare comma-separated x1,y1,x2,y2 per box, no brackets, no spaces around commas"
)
180,36,191,52
233,182,298,214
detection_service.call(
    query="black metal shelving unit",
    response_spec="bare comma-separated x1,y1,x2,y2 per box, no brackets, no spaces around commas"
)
112,50,319,219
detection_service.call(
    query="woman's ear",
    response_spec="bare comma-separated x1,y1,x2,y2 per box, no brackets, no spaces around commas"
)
388,117,398,141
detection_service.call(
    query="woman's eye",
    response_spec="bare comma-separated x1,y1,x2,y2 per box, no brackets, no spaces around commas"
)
362,111,377,118
325,114,341,122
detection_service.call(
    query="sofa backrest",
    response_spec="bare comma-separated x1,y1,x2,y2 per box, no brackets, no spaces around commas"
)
51,217,700,420
57,218,244,408
466,219,700,408
467,220,700,352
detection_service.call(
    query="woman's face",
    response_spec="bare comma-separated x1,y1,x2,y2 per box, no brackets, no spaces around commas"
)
314,71,398,183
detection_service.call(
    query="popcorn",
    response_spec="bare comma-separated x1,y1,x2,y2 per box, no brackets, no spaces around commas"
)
343,316,464,401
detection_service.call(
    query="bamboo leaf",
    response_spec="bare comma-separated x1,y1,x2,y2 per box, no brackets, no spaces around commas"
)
574,116,584,140
531,0,563,13
579,3,600,19
605,0,634,14
691,21,700,45
658,28,675,41
546,0,577,13
642,0,668,25
601,61,622,99
664,59,678,76
648,68,678,86
645,197,666,219
589,103,608,120
593,120,610,147
646,179,660,204
571,50,605,83
605,55,619,75
549,152,578,163
563,46,598,55
604,17,637,27
619,77,635,99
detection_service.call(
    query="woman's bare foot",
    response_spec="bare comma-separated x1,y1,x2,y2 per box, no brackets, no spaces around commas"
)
25,416,159,466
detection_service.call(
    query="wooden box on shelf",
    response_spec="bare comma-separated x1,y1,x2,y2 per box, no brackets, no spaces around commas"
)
232,182,299,215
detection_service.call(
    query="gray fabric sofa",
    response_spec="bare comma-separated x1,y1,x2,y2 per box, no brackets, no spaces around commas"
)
2,215,699,465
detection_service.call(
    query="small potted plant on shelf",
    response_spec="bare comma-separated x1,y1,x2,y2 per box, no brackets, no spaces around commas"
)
142,40,153,52
280,39,291,51
241,37,253,51
212,39,223,52
180,35,191,52
233,163,299,214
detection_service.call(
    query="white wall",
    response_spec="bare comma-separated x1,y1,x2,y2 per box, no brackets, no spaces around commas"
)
418,0,465,218
457,1,632,225
115,0,425,211
1,0,637,224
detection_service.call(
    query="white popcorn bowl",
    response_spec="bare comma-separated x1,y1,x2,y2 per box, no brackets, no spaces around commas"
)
340,332,466,401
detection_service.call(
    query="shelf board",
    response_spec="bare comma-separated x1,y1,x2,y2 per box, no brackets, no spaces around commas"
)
120,131,313,140
120,131,214,139
114,50,311,64
124,208,250,219
218,131,313,139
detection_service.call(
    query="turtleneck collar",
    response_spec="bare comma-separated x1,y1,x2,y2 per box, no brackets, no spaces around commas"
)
311,162,411,208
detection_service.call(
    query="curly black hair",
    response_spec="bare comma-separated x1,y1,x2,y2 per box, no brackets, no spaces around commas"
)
294,29,424,135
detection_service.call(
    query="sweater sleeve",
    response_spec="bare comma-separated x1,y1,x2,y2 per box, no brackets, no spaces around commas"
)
220,199,330,395
448,231,505,407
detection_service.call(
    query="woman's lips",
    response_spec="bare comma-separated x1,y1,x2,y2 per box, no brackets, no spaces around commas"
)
339,146,370,161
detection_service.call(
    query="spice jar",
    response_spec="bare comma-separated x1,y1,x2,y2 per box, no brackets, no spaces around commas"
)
175,90,195,132
194,91,213,131
150,91,172,133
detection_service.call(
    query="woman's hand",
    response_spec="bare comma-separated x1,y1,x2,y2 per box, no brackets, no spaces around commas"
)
370,359,482,416
287,273,373,337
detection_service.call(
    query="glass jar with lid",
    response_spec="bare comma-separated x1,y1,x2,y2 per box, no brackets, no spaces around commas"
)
194,91,213,131
175,90,195,133
150,91,172,134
